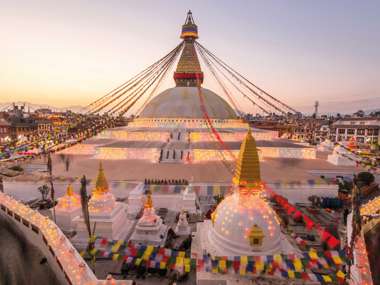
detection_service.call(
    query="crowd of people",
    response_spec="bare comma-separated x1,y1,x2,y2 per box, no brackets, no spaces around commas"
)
144,178,189,185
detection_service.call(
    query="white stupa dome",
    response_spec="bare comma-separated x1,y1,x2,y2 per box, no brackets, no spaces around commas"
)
140,87,237,119
208,191,283,256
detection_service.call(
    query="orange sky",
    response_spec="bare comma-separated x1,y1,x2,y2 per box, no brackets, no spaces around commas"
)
1,1,379,114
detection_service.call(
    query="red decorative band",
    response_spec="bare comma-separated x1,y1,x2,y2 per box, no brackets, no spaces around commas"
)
174,72,204,80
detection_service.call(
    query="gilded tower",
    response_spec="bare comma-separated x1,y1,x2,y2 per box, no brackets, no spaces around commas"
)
232,128,261,189
94,162,109,194
173,11,204,87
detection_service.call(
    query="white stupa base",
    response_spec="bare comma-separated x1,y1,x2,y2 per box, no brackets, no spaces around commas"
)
130,224,168,247
174,224,191,236
194,220,300,257
71,203,134,249
318,146,333,152
127,184,144,218
327,154,356,166
181,199,197,214
181,186,197,214
54,207,81,233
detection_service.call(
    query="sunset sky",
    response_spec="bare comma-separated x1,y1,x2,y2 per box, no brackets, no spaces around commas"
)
1,0,379,113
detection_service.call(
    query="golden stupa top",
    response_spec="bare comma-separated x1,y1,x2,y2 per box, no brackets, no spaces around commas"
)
232,128,261,188
94,161,109,194
66,183,74,196
174,11,203,87
144,191,153,209
180,10,198,39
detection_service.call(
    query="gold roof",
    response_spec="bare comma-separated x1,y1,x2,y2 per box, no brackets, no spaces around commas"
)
232,128,261,188
144,191,153,209
66,184,74,196
94,162,109,194
175,42,202,74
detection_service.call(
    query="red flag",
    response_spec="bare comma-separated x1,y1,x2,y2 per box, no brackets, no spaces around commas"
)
100,238,108,246
293,210,302,221
301,272,310,281
233,260,240,273
303,215,314,230
321,229,332,242
327,236,340,249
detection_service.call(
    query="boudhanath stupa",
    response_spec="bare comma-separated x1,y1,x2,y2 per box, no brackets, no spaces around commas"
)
72,163,134,248
61,11,315,167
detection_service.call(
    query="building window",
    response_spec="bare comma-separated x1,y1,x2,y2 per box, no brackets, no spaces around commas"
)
367,129,374,136
347,129,355,135
357,129,365,135
338,129,345,134
357,137,364,143
374,129,379,136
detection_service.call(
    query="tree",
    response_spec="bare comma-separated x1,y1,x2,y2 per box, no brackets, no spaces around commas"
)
356,172,375,187
354,110,365,118
38,184,50,201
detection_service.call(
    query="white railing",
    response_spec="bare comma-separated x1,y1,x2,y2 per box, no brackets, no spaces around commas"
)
0,192,133,285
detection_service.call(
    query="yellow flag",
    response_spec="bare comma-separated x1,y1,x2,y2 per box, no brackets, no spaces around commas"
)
112,253,120,261
160,261,166,269
178,251,185,258
111,240,123,253
288,270,295,279
239,268,246,276
240,256,248,265
293,258,303,272
176,257,184,266
135,258,142,265
309,249,318,260
219,260,226,271
89,248,98,256
255,261,264,273
336,270,345,279
273,254,282,264
185,264,191,273
322,275,332,283
332,255,343,265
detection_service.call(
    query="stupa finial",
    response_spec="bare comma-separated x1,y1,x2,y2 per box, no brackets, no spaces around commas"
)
232,128,261,189
94,161,109,194
174,11,203,87
144,191,153,209
66,183,74,196
181,11,198,38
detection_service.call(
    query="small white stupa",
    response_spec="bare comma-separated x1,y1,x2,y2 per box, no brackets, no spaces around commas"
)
327,145,356,166
181,185,197,214
130,191,168,246
192,129,299,256
317,139,334,152
54,184,81,232
174,210,191,236
72,162,133,248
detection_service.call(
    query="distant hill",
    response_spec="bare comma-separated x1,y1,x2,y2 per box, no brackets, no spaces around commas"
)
0,102,85,113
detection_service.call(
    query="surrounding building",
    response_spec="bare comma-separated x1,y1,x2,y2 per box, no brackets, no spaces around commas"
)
330,117,380,143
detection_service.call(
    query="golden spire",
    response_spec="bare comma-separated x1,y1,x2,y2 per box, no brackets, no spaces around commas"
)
66,183,74,196
232,128,261,188
174,11,203,87
144,191,153,209
94,161,109,194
